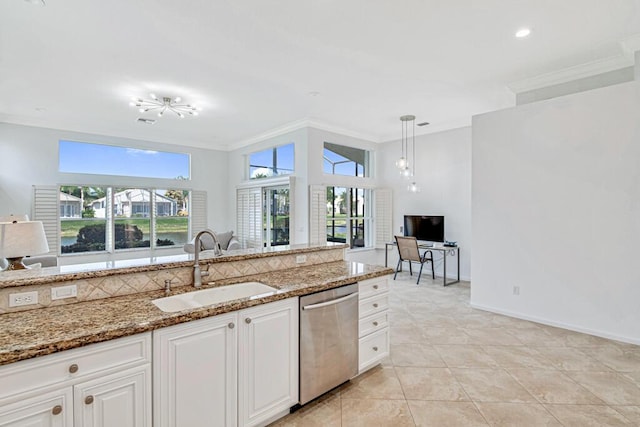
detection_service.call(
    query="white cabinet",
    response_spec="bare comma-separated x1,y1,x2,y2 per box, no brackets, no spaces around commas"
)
0,333,152,427
153,312,237,427
358,277,390,373
238,299,298,427
153,297,299,427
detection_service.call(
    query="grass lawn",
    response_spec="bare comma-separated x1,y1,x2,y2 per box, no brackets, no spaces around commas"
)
61,217,188,238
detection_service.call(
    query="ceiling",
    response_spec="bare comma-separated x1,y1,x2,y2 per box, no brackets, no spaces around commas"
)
1,0,640,151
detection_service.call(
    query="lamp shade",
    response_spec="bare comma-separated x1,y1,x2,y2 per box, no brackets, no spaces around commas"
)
0,221,50,259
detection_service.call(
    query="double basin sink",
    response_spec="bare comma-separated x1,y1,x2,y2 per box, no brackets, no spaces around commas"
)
152,282,279,313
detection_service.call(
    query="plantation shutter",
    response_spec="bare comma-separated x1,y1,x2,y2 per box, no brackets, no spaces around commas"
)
236,187,263,249
32,185,59,255
374,188,393,248
309,185,326,245
190,190,207,238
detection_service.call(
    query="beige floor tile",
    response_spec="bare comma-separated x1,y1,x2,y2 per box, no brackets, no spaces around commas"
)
545,404,634,426
451,368,536,403
584,345,640,372
482,345,551,369
612,405,640,424
395,367,469,401
408,400,488,426
464,328,523,346
434,345,499,368
340,366,405,400
513,327,567,347
341,399,415,427
390,325,427,344
475,402,562,427
391,343,447,367
567,371,640,405
531,346,612,371
268,391,341,427
507,368,604,404
623,371,640,386
419,327,472,345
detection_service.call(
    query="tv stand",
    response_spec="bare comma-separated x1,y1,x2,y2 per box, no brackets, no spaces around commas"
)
384,242,460,286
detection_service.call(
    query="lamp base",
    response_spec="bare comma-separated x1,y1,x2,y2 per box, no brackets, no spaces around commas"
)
3,257,28,271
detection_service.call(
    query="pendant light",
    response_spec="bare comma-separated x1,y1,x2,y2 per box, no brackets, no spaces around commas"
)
397,115,420,192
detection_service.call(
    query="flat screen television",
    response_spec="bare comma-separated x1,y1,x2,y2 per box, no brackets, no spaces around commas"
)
404,215,445,242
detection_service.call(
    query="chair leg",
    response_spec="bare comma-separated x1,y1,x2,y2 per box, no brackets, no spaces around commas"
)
409,261,413,276
417,262,425,285
393,259,402,280
431,259,435,279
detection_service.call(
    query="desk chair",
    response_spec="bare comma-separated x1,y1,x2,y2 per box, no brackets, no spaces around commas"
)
393,235,435,284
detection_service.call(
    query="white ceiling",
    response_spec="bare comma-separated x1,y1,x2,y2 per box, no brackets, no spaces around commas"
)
1,0,640,151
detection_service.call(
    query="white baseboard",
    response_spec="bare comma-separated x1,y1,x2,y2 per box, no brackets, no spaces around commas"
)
470,302,640,346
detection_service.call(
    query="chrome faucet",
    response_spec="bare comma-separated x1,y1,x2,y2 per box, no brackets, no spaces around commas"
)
193,230,222,288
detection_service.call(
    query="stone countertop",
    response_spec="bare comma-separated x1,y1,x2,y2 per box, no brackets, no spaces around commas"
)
0,242,348,289
0,261,392,366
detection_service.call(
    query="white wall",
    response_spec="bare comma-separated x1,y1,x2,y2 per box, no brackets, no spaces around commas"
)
0,123,229,261
378,127,472,280
472,81,640,344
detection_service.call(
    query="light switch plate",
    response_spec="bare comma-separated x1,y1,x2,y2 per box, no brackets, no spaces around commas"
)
51,284,78,300
296,255,307,264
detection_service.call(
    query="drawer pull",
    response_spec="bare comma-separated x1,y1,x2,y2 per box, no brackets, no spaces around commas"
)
373,303,378,308
373,321,379,326
52,405,63,415
245,318,252,324
228,322,235,329
373,284,379,289
68,364,79,374
85,396,94,405
373,346,379,352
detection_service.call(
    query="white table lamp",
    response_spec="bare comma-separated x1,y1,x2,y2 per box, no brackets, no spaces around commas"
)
0,221,50,270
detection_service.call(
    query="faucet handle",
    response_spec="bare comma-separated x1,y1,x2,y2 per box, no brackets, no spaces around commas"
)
164,279,172,295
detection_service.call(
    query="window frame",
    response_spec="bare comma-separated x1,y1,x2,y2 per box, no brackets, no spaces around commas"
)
323,142,371,178
326,186,373,249
248,142,295,180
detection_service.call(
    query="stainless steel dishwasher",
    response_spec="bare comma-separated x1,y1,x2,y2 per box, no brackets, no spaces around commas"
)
299,283,359,405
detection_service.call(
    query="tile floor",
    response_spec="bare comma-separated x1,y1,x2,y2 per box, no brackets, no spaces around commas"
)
270,272,640,426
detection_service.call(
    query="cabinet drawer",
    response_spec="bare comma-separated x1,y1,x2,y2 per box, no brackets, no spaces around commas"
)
359,311,388,338
358,277,388,299
359,294,389,319
358,328,389,372
0,333,151,402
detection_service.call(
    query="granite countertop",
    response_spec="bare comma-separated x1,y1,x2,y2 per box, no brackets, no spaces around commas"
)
0,261,392,366
0,242,348,289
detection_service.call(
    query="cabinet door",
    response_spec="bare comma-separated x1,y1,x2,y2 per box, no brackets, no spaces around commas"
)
239,298,298,427
0,388,73,427
74,365,151,427
153,313,238,427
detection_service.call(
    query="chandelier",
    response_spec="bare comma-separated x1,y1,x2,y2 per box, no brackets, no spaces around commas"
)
130,94,200,118
395,115,420,192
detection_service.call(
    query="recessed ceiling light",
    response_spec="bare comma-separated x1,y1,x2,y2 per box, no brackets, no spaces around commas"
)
515,28,531,38
417,122,430,127
308,91,320,97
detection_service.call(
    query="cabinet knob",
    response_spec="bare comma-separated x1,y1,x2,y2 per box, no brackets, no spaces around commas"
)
228,322,235,329
373,346,379,352
373,303,378,308
373,285,378,289
245,318,252,324
68,364,79,374
373,321,379,326
52,405,63,415
85,395,94,405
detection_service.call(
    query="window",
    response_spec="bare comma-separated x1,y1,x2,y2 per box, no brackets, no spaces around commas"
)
59,141,190,179
263,186,290,246
323,142,370,177
326,186,372,248
60,186,189,254
249,143,294,179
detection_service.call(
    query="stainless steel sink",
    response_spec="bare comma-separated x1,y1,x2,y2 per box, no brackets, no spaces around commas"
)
152,282,278,313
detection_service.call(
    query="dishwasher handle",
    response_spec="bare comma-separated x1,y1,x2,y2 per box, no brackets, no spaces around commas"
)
302,291,359,310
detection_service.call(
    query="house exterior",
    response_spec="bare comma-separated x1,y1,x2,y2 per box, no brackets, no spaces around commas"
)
60,192,82,218
90,189,177,218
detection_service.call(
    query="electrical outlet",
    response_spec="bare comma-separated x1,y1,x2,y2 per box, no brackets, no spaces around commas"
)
513,286,520,296
400,226,403,233
51,285,77,300
9,291,39,307
296,255,307,264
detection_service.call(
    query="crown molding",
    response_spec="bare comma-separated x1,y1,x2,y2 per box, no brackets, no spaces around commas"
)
230,117,381,150
507,54,633,94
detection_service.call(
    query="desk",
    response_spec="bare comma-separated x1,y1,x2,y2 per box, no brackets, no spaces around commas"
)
384,242,460,287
